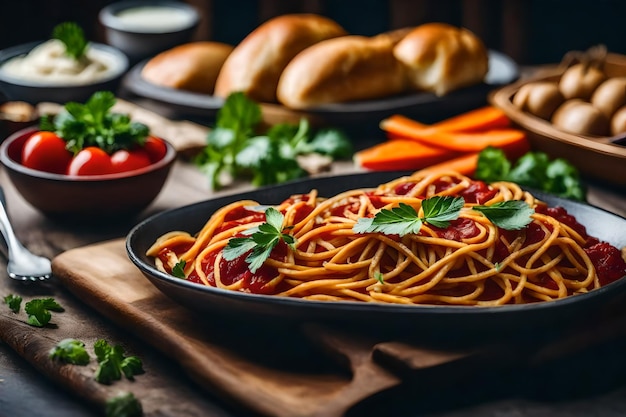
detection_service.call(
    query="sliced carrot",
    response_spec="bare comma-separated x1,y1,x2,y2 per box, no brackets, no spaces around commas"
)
421,152,480,176
380,114,527,153
380,106,511,137
354,139,459,171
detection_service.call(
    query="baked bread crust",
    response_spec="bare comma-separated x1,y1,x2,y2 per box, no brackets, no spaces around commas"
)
141,42,234,94
213,14,347,103
393,22,489,96
277,35,408,109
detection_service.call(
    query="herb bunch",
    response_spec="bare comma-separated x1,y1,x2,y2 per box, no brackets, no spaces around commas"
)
475,146,585,201
40,91,150,155
52,22,88,60
194,92,353,189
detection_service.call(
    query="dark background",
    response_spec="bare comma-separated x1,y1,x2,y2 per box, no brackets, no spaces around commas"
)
0,0,625,67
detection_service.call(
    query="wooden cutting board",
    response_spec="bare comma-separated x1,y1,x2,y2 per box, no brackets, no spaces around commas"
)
50,239,485,417
46,239,626,417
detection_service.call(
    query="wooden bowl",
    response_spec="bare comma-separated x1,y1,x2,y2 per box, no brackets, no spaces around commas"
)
0,126,176,219
489,53,626,188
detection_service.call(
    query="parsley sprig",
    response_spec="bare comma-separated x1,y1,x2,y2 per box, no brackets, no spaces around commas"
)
194,92,352,190
94,339,144,384
475,146,585,201
354,196,534,236
49,338,91,365
172,260,187,279
24,298,64,327
40,91,150,155
4,294,22,313
223,207,296,273
353,197,464,235
106,392,143,417
52,22,88,60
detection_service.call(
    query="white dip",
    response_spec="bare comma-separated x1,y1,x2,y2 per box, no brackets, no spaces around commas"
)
0,40,123,85
114,6,196,32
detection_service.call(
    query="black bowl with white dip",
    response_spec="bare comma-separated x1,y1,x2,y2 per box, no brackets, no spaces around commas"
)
0,40,128,105
99,0,200,64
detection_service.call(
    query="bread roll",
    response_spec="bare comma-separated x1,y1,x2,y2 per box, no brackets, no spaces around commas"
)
141,42,234,94
393,22,489,96
214,14,347,103
277,35,408,109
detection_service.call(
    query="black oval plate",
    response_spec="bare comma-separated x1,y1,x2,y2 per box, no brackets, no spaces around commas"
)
121,50,519,123
126,171,626,336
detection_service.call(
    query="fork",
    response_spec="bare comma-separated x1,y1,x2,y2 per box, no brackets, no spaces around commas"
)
0,187,52,281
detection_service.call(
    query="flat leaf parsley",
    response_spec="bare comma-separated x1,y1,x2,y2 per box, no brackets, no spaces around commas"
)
40,91,150,155
4,294,22,313
223,207,297,273
52,22,88,60
354,195,534,236
94,339,144,384
24,298,64,327
194,92,352,189
49,338,91,365
353,196,464,236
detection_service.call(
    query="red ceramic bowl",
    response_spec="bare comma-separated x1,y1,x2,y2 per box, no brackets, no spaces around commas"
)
0,126,176,219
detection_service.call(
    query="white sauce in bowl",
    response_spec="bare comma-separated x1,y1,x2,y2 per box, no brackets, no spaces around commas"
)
113,6,197,33
0,40,124,85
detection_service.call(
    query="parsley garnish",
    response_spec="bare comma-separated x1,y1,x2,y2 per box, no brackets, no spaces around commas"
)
49,338,91,365
94,339,144,385
52,22,88,60
475,146,585,201
472,200,535,230
223,207,296,273
194,92,352,189
24,298,64,327
354,195,534,236
4,294,22,313
172,260,186,279
353,196,464,236
374,272,385,285
106,392,143,417
40,91,150,155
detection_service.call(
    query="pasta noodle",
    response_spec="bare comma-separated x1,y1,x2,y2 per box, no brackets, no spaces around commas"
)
147,169,626,306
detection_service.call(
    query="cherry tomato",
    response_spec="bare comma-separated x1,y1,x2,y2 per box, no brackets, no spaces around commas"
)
143,136,168,163
21,131,73,174
67,147,113,176
110,149,151,173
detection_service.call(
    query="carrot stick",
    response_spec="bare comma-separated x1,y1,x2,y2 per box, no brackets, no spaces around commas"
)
380,114,527,152
354,139,459,171
380,106,511,137
421,152,480,176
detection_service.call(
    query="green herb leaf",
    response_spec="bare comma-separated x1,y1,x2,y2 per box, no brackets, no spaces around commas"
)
421,196,465,228
24,298,64,327
43,91,150,155
354,196,464,236
49,338,91,365
106,392,143,417
194,92,351,190
307,128,353,159
374,272,385,285
472,200,535,230
94,339,144,385
52,22,88,60
474,146,511,183
353,203,423,236
172,260,186,279
223,207,296,273
4,294,22,313
475,147,585,201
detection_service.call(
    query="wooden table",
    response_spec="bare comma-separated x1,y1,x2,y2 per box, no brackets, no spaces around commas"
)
1,100,626,417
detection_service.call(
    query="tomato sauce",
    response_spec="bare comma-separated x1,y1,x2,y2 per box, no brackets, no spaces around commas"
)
159,181,626,296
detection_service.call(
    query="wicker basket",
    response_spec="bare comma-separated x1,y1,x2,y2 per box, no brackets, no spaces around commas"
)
489,52,626,188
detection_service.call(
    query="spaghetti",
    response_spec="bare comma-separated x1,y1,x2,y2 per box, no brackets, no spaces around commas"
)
147,169,626,306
